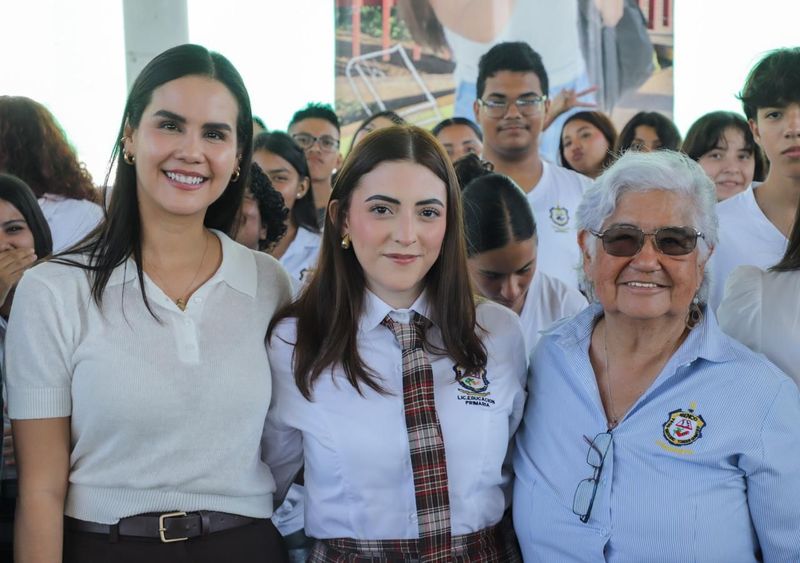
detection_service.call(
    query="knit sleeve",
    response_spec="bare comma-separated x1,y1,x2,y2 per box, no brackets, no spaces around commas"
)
5,266,76,419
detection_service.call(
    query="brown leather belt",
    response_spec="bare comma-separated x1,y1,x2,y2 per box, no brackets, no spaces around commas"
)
65,511,261,543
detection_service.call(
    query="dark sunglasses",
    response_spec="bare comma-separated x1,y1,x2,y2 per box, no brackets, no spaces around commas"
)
589,226,704,257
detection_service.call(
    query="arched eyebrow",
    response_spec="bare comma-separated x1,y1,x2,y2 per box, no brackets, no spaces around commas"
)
364,195,444,207
154,109,232,132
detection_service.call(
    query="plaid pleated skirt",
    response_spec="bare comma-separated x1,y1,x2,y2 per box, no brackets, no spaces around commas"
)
307,513,521,562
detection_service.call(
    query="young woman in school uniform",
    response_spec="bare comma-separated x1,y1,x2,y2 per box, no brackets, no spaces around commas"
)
264,125,527,561
6,44,292,562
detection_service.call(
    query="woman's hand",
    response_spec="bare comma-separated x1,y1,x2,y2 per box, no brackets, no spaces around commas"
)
0,248,37,306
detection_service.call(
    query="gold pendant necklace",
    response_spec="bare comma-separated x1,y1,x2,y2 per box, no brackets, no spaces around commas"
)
148,231,210,312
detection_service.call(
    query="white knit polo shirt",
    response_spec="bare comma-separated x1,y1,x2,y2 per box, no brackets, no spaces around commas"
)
5,231,292,524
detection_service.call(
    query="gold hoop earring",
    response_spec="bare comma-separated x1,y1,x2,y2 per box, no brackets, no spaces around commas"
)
123,151,135,165
340,233,351,249
230,167,241,183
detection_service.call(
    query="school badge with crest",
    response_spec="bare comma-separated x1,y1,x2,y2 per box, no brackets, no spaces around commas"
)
662,404,706,446
454,365,495,407
549,206,570,232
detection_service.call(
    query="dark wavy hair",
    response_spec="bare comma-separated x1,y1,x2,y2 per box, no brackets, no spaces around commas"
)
57,44,253,310
269,125,486,400
558,111,618,174
452,153,494,191
0,96,99,202
682,111,766,183
0,173,53,259
615,111,681,153
248,163,288,250
738,47,800,120
254,131,319,233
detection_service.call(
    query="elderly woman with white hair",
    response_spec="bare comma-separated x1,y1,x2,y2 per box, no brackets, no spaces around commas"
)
513,150,800,562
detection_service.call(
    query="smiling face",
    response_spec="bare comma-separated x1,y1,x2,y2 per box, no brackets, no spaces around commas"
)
474,71,548,160
252,149,309,214
561,119,610,178
468,237,536,314
341,160,447,309
697,127,755,200
751,102,800,180
436,123,484,162
580,190,707,323
125,75,239,223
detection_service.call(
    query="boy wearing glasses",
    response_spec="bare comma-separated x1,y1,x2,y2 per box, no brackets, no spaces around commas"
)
288,103,343,225
710,47,800,310
474,41,592,291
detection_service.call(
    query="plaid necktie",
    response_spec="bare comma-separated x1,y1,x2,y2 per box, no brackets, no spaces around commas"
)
382,313,452,563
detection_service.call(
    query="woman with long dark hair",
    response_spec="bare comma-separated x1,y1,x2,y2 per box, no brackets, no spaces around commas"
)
264,125,526,561
0,96,103,252
0,173,53,561
253,132,321,291
6,44,292,562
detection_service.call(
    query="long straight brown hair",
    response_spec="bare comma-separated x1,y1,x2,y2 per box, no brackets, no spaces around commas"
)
269,125,486,400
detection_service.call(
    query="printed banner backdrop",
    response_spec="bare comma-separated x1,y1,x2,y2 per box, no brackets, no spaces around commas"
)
334,0,674,153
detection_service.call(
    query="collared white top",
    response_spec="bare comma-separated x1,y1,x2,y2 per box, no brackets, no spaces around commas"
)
279,226,321,293
6,231,293,523
709,183,788,310
264,291,527,539
519,269,587,353
38,193,104,252
513,304,800,562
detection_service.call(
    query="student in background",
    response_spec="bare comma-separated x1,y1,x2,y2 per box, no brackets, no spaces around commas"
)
615,110,681,153
432,117,484,163
234,162,288,252
559,110,617,179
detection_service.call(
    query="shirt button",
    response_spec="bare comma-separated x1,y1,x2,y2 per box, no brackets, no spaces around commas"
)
598,527,608,536
193,297,202,303
184,319,192,326
408,513,418,523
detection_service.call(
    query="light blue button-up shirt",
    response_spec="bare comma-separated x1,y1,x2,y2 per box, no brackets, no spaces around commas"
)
513,304,800,563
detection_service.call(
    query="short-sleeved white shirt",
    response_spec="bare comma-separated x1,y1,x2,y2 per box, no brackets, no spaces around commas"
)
519,270,587,353
38,193,104,252
5,231,293,523
525,161,591,291
263,291,527,539
709,184,788,310
279,226,321,293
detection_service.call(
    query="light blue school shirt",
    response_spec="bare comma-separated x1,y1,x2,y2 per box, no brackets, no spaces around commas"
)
513,304,800,563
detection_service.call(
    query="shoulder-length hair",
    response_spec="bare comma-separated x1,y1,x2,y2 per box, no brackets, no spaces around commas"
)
269,125,486,400
559,110,618,172
253,131,319,232
681,111,766,182
615,111,682,153
0,96,99,202
60,44,253,308
0,173,53,259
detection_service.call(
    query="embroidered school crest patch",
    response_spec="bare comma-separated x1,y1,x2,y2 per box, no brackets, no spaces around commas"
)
454,365,495,407
549,206,569,228
662,406,706,446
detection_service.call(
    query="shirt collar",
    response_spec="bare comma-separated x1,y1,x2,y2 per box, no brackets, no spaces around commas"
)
105,230,257,298
550,302,740,366
359,289,433,333
294,226,320,249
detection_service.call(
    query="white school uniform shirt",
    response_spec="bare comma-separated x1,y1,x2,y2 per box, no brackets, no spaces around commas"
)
708,183,788,310
718,265,800,387
279,226,321,293
38,193,104,252
525,161,592,292
264,291,527,540
518,270,587,353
